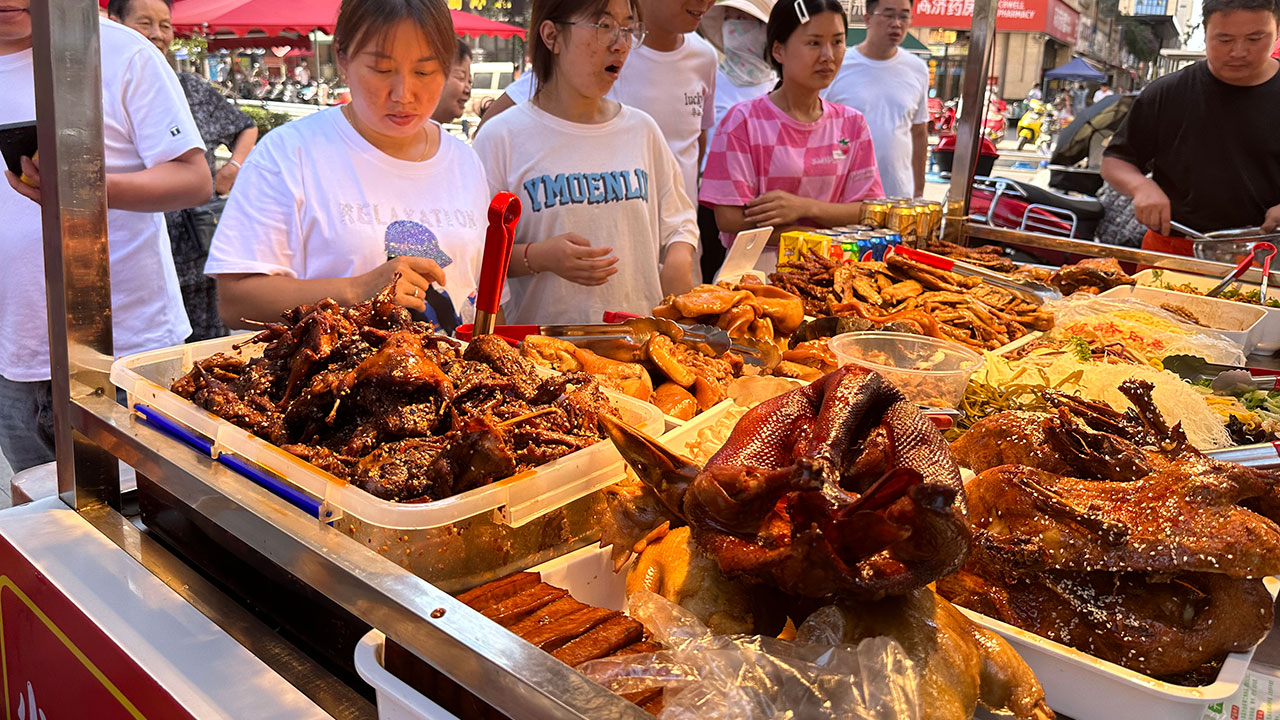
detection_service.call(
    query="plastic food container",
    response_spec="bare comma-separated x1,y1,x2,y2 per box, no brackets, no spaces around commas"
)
112,335,664,591
356,631,460,720
1133,268,1280,353
827,332,984,408
355,544,628,720
1098,284,1268,355
956,575,1280,720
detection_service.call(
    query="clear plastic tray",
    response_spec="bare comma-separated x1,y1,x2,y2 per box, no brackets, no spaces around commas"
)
1134,268,1280,353
1099,284,1268,355
956,576,1280,720
110,335,663,530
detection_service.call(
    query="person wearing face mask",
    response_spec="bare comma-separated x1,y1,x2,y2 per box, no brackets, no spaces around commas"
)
109,0,259,342
472,0,699,324
700,0,777,155
205,0,492,334
700,0,882,260
696,0,775,278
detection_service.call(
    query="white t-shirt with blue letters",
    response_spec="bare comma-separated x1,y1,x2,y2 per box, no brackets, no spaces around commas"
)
473,101,697,325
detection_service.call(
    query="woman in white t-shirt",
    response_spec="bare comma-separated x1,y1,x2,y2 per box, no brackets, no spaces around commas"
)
206,0,489,332
472,0,698,325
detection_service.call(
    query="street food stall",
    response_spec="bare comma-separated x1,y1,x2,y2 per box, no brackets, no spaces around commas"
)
13,0,1280,719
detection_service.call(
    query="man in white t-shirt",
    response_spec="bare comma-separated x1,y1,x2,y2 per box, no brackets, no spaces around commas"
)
823,0,929,199
0,6,210,472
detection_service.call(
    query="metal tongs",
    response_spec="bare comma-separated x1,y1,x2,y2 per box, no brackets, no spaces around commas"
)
457,316,782,370
888,246,1062,304
1206,241,1277,300
1160,354,1280,392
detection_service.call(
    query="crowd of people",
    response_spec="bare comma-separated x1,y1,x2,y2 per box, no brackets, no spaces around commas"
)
0,0,936,472
4,0,1279,479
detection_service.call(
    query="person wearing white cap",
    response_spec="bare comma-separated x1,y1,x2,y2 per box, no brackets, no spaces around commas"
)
700,0,778,153
822,0,928,199
695,0,776,278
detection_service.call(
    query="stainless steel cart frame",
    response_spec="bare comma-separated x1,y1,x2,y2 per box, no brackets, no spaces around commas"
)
31,2,1276,719
31,3,648,718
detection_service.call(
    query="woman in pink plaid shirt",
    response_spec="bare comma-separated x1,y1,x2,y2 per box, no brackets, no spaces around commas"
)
700,0,883,248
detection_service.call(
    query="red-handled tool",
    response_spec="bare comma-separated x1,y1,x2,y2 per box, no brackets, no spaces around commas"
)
474,192,522,337
602,311,642,323
1206,242,1276,298
888,245,1061,303
456,324,539,343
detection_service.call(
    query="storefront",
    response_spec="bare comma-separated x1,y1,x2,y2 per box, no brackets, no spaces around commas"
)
910,0,1080,100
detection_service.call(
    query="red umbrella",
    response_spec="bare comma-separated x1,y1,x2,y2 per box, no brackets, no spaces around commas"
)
448,10,525,39
172,0,524,39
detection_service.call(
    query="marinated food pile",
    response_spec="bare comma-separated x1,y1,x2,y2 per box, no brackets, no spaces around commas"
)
769,250,1054,350
171,282,614,503
521,333,742,421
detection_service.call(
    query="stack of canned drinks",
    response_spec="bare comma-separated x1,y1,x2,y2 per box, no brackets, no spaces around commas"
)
859,198,944,245
778,226,902,267
774,200,944,270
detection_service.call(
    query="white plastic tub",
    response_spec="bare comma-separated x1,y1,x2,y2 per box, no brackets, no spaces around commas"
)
355,632,459,720
110,335,664,530
1099,284,1269,355
356,544,626,720
1133,268,1280,353
956,575,1280,720
360,537,1278,720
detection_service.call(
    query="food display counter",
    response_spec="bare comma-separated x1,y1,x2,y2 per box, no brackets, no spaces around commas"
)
17,0,1280,719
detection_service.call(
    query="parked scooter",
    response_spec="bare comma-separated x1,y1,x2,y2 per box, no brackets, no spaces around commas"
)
929,98,958,135
983,98,1007,144
1016,99,1055,152
969,175,1104,241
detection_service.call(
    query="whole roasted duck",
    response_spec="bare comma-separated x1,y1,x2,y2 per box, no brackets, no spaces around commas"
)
942,380,1280,680
602,366,1053,720
601,364,969,602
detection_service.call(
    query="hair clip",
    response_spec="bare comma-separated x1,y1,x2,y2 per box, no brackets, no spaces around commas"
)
794,0,811,23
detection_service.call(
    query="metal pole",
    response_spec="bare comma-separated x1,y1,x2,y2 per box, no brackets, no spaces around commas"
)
948,0,999,221
29,0,120,511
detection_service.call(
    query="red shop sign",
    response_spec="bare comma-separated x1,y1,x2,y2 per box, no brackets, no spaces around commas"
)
913,0,1079,44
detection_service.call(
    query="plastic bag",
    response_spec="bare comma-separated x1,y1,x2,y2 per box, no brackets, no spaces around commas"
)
577,590,920,720
1042,294,1247,365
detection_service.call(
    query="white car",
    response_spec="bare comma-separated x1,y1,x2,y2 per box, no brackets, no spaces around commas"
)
468,61,516,118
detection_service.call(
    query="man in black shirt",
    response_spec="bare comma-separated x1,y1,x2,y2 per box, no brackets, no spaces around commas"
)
1102,0,1280,253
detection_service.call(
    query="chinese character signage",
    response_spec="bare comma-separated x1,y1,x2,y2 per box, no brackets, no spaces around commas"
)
913,0,1079,44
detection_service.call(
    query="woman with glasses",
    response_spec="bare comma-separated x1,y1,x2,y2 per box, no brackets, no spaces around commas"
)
472,0,698,324
206,0,492,334
700,0,882,256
